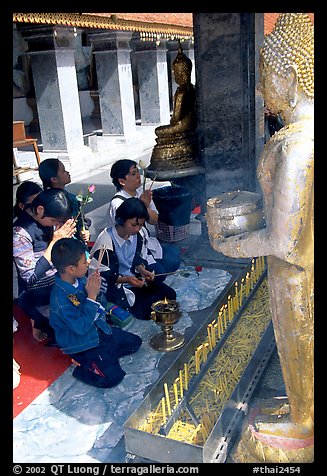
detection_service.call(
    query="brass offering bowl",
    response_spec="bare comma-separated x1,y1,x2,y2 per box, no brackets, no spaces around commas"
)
206,190,265,241
150,299,185,352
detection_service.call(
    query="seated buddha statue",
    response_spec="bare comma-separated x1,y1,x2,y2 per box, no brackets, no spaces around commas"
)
149,44,198,171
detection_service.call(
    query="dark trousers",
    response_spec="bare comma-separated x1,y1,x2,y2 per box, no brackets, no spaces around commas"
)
71,328,142,388
160,242,181,273
148,244,181,283
131,282,177,320
18,289,55,339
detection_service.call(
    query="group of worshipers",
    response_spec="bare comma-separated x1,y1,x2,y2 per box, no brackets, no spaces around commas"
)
13,159,181,389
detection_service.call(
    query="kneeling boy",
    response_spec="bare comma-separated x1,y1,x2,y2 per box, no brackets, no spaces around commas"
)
50,238,142,388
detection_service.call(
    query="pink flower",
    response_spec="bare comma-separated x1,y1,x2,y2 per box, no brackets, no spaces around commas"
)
139,160,148,191
75,185,96,225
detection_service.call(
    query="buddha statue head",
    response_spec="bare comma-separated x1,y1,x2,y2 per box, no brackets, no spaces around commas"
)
172,44,193,84
259,13,314,102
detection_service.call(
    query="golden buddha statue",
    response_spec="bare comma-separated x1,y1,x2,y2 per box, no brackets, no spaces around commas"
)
209,13,314,455
150,44,198,170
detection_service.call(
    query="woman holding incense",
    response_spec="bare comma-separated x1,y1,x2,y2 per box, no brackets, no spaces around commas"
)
13,188,76,343
89,197,176,320
108,159,180,278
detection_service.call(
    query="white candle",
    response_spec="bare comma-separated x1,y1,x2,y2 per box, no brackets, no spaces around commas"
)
240,278,244,307
164,383,171,415
174,383,178,406
228,295,233,321
184,363,188,390
246,272,250,295
207,324,213,351
235,281,239,309
161,397,166,423
211,319,217,347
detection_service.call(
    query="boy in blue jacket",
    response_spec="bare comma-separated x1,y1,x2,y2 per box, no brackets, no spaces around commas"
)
49,238,142,388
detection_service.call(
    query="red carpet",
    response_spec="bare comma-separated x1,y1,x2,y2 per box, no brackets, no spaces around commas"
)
13,304,71,418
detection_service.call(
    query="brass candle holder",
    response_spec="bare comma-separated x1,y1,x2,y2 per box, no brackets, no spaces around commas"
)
150,299,185,352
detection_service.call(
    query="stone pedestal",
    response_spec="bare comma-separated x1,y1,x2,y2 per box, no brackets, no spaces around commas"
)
90,91,101,118
230,406,314,463
133,38,170,125
147,166,206,214
89,31,136,139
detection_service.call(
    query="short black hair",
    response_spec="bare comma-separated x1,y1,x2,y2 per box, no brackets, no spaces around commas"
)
51,238,88,274
110,159,137,190
39,158,61,189
27,188,73,221
115,197,149,224
13,181,42,218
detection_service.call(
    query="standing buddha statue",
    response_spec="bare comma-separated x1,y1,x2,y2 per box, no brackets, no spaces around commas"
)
210,13,314,461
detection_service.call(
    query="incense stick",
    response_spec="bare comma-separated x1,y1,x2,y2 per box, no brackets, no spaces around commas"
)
154,269,189,277
148,173,158,190
96,245,106,270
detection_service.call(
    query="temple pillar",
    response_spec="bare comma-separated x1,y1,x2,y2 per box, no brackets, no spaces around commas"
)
18,25,85,157
133,37,170,125
193,13,264,200
88,31,136,140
